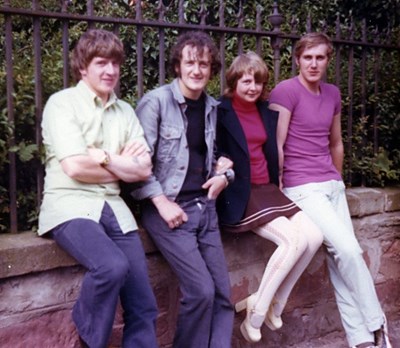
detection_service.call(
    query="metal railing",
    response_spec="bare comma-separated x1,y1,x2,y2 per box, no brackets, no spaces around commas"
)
1,0,399,233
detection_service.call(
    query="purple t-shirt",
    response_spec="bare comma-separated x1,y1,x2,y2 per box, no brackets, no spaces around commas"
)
269,76,342,188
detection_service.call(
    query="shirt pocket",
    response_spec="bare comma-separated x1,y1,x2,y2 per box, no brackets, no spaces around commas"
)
157,124,182,161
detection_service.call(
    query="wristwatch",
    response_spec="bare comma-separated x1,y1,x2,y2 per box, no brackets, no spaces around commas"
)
223,168,235,184
100,150,110,167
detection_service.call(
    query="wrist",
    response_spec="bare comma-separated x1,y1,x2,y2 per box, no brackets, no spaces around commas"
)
223,168,235,184
100,150,110,167
218,173,229,187
151,194,169,208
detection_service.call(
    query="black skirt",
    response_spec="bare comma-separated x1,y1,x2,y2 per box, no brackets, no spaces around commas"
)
222,183,301,233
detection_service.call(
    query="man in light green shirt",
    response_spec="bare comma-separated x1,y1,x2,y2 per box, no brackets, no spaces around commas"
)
39,29,158,348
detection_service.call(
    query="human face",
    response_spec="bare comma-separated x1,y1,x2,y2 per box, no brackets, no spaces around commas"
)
235,72,263,103
296,44,329,93
176,45,211,100
80,56,120,105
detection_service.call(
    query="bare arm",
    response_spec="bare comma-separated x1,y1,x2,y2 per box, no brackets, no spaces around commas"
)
329,112,344,175
269,103,292,189
61,154,119,183
61,141,152,184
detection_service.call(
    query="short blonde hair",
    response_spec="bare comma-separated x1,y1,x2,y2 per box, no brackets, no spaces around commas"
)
224,51,269,101
294,32,334,60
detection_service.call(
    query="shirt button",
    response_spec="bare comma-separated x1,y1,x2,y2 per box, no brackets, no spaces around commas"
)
172,184,178,189
179,166,185,170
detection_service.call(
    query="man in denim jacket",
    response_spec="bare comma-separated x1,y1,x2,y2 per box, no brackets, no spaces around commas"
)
132,31,234,348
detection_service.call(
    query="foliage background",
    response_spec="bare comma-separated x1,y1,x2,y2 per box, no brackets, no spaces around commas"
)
0,0,399,232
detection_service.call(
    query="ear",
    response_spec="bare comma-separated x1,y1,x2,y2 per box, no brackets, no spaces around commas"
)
79,68,87,77
174,64,180,77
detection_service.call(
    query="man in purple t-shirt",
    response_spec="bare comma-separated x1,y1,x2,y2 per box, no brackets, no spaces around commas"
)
269,32,391,348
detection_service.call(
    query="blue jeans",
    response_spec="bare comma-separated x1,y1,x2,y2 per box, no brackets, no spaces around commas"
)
51,203,158,348
284,180,384,347
141,197,234,348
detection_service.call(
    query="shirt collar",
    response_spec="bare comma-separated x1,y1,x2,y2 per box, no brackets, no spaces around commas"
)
77,80,118,109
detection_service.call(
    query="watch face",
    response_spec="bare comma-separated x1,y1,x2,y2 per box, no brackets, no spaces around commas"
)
225,169,235,183
101,151,110,166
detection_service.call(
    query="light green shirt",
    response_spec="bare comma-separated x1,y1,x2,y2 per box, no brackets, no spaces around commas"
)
38,81,146,235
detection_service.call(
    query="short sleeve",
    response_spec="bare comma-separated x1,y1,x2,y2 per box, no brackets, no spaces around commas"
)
42,93,87,161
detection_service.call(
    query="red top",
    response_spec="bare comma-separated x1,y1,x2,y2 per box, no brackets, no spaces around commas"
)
232,94,270,184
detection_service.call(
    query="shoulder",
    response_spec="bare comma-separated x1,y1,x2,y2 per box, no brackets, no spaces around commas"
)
205,93,218,105
138,83,174,106
115,98,135,115
217,96,233,111
321,82,341,95
46,86,78,104
269,78,300,110
271,77,298,95
142,83,172,100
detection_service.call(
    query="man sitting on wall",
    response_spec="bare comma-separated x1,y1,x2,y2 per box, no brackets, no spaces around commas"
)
38,29,159,348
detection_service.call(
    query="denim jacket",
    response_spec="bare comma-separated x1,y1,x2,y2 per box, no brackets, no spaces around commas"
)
132,78,219,201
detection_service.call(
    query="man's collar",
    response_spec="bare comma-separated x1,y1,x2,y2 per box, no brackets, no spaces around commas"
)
77,80,117,108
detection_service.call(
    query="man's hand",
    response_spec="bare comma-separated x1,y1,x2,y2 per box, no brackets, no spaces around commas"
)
202,175,227,200
152,195,188,229
87,147,109,165
215,156,233,175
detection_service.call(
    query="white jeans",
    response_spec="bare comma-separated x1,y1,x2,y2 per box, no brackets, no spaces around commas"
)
284,180,384,347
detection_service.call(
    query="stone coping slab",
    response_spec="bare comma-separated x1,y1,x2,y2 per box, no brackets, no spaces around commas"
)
1,187,399,280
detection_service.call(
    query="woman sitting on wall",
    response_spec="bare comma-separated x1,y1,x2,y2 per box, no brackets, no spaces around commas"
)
216,51,323,343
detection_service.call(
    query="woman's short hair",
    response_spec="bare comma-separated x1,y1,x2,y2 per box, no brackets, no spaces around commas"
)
169,31,221,78
294,32,334,60
71,29,125,81
224,51,269,101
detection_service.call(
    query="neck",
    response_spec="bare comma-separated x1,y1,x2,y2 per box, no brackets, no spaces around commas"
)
178,79,203,100
298,75,321,95
232,92,257,109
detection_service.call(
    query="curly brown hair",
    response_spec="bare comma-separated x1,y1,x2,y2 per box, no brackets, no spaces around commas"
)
70,29,125,81
169,31,221,79
224,51,269,101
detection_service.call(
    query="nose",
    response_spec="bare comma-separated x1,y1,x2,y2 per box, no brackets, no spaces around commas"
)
193,63,201,74
311,58,317,68
105,62,117,74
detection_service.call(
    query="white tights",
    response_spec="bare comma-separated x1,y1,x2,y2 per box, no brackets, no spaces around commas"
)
252,211,323,319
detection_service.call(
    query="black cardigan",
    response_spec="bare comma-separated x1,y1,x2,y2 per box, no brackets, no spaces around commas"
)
216,96,280,225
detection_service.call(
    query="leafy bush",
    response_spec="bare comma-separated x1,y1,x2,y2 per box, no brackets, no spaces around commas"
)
0,0,399,232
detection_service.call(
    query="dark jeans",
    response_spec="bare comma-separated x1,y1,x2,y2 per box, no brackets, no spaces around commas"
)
51,203,158,348
141,197,234,348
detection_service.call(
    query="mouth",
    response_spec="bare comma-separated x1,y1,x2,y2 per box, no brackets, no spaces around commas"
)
102,79,116,84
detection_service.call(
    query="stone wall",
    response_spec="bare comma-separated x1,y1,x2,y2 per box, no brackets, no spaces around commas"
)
1,187,399,348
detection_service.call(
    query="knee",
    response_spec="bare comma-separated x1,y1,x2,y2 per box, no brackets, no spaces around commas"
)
95,256,130,285
296,212,324,251
296,233,309,255
187,282,215,307
335,242,363,262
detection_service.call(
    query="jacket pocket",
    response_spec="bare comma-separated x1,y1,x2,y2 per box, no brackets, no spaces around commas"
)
157,124,182,161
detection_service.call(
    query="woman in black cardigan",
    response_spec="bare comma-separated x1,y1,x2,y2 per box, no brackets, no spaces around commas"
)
216,52,323,343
